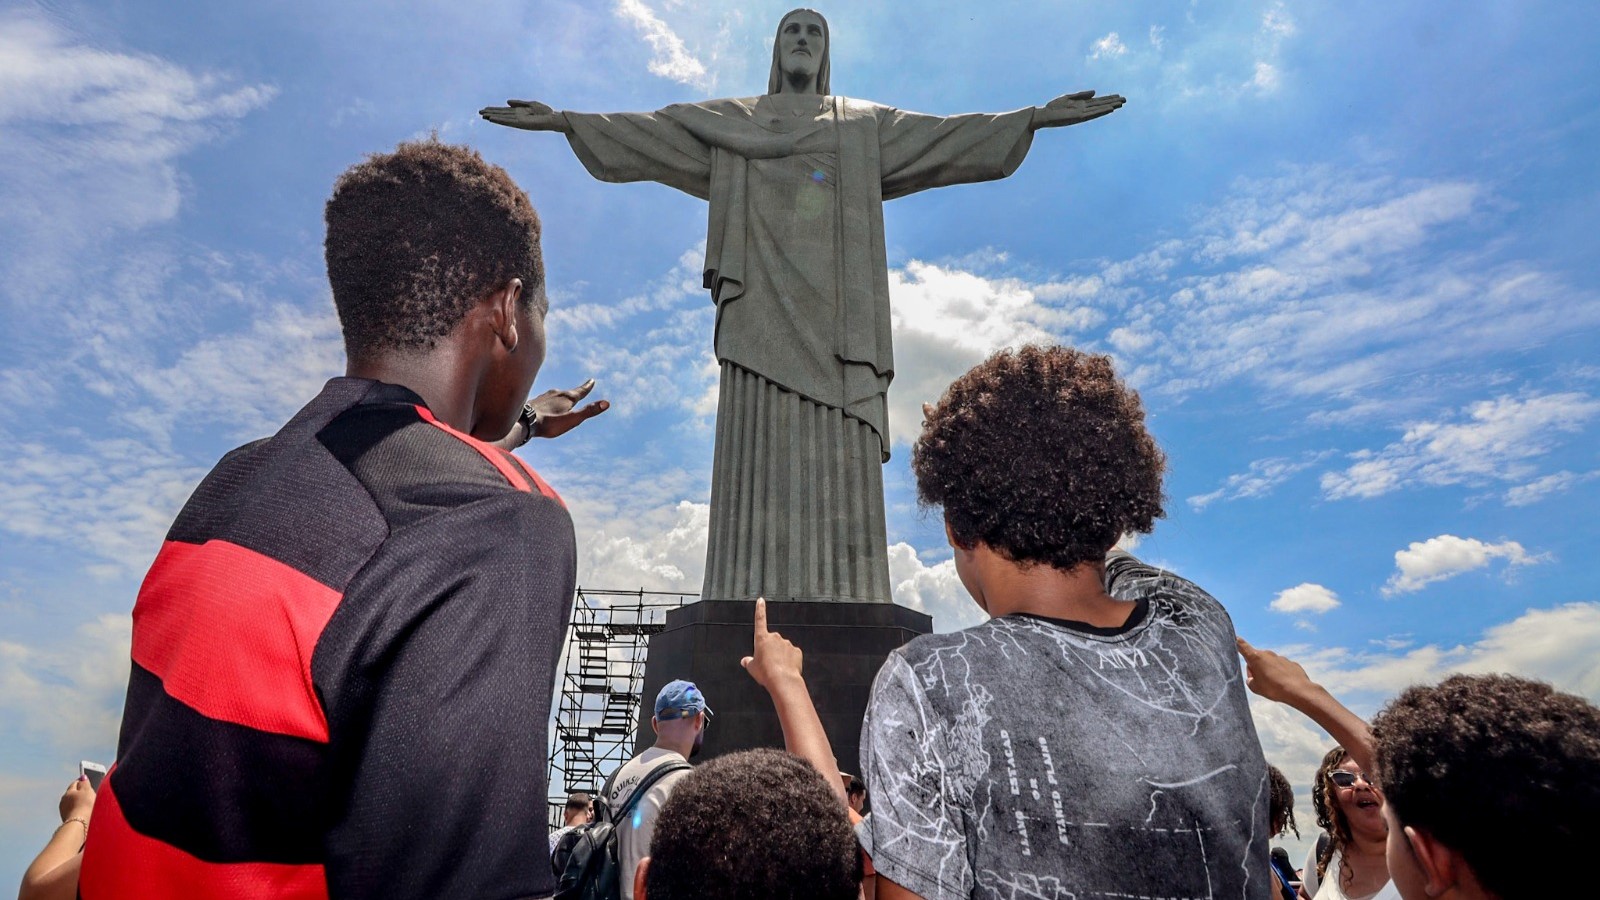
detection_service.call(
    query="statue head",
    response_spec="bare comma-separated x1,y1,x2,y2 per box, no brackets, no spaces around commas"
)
767,8,830,95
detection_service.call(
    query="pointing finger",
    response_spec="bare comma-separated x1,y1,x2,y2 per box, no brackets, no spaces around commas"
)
753,596,768,639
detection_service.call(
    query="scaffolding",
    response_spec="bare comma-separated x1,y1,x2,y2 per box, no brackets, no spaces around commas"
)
547,587,696,826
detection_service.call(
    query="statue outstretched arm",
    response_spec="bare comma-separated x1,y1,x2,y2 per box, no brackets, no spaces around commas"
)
479,99,572,134
1029,89,1125,130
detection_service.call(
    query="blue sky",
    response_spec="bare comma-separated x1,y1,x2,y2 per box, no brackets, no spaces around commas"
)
2,0,1598,878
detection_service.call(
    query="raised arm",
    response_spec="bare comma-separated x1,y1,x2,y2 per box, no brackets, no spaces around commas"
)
740,597,847,805
1236,637,1375,774
1028,89,1126,130
479,99,572,133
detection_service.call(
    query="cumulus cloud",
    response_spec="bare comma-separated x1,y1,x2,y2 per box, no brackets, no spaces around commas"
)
1382,534,1543,596
889,543,987,633
886,259,1100,448
614,0,710,90
1321,392,1600,500
1270,583,1341,615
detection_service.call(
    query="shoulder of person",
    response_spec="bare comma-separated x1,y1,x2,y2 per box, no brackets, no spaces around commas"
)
1107,551,1227,616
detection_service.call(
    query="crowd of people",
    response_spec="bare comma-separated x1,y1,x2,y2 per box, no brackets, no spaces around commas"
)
17,139,1598,900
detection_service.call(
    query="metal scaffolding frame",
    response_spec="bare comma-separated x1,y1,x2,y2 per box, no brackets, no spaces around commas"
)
547,587,695,826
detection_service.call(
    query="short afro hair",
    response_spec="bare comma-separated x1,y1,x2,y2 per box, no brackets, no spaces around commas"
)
324,139,544,361
645,749,860,900
913,345,1166,571
1372,674,1600,900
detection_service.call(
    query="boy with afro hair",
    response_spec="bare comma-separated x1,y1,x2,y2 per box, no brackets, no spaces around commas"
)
858,345,1271,900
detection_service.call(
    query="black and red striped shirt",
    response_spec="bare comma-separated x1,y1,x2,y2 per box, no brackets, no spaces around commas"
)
82,378,576,899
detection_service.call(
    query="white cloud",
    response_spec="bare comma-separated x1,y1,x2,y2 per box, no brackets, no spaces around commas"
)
888,543,987,633
1504,470,1600,507
0,613,131,752
1383,534,1543,596
1089,32,1128,61
1189,452,1332,510
614,0,711,90
1270,583,1341,615
1094,167,1600,413
124,304,344,443
575,500,709,594
1148,26,1166,51
0,10,274,292
1321,392,1600,500
886,260,1100,448
0,437,204,576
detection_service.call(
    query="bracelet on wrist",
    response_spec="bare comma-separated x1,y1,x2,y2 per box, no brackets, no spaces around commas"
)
60,817,90,839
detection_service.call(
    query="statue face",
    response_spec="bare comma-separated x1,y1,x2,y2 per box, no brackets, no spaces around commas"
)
777,10,826,81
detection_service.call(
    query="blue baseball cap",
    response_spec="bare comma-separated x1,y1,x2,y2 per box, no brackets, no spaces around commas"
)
654,679,712,720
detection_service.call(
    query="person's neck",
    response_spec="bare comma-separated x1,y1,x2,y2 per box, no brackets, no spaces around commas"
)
968,543,1132,628
652,734,695,759
1345,829,1388,857
347,347,487,435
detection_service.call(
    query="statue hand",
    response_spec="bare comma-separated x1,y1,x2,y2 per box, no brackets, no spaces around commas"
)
480,99,570,132
1032,90,1125,130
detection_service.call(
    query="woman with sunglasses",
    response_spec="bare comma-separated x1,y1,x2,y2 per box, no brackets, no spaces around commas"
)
1236,639,1400,900
1299,748,1398,900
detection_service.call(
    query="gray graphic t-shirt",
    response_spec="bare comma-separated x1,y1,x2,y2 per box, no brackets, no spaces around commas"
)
857,552,1270,900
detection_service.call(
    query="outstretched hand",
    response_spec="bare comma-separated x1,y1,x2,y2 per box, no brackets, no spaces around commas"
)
529,378,609,439
1031,89,1126,130
479,99,570,133
1236,637,1316,705
741,598,804,692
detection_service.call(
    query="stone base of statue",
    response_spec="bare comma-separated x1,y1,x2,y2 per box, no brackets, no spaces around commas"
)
634,599,932,776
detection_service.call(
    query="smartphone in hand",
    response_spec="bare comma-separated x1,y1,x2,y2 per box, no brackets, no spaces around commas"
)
79,760,107,791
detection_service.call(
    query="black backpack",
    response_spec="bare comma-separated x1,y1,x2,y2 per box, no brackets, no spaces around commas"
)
553,760,692,900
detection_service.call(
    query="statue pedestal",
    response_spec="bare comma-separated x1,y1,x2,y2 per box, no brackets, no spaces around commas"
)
634,599,933,776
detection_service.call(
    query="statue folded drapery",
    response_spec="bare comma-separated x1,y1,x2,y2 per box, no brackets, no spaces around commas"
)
481,8,1124,602
563,98,1033,602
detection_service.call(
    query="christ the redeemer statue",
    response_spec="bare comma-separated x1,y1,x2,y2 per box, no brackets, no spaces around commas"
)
483,8,1123,604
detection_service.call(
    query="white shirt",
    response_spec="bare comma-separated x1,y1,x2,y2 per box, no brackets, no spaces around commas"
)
604,747,692,900
1307,848,1402,900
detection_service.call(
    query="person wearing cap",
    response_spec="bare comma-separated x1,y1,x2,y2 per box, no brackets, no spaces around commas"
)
602,679,711,900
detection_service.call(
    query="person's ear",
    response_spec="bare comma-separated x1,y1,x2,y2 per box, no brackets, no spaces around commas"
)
650,716,662,735
634,857,650,900
1403,825,1458,896
490,278,524,352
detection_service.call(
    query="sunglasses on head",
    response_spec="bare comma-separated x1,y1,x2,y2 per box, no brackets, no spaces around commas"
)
1329,771,1376,789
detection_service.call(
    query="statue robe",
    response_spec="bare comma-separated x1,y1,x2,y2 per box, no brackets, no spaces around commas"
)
565,96,1034,602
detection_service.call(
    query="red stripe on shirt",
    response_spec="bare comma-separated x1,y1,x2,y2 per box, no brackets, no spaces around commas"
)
81,777,329,900
412,404,533,493
132,540,340,743
509,453,565,508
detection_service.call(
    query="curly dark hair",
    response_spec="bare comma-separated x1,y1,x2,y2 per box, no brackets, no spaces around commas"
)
1266,764,1298,839
646,749,860,900
1372,674,1600,900
1309,746,1352,884
324,139,545,362
913,345,1166,570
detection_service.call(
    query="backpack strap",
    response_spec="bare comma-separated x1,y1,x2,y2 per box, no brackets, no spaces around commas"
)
610,760,693,826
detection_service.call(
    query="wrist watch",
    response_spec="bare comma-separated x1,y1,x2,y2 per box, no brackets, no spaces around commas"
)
516,401,539,447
